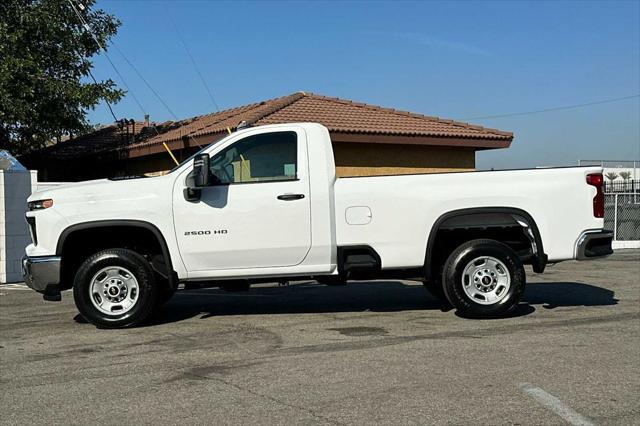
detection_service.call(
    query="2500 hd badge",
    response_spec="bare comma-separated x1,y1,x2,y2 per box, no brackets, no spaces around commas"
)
184,230,227,235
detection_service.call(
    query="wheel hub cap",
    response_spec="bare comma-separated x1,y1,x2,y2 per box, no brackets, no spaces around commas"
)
462,256,511,305
89,267,139,316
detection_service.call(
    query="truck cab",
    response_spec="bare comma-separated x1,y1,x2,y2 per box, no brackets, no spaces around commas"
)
173,124,337,279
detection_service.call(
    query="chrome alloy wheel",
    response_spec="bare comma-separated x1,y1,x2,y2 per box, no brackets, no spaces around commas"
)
89,266,140,315
461,256,511,305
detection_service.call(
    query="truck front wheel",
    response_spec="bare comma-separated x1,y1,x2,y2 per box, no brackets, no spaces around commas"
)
442,239,525,318
73,249,158,328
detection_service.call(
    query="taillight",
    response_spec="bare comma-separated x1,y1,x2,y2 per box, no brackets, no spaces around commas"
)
586,173,604,218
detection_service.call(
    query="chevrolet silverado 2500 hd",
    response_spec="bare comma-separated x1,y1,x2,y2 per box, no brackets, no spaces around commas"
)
22,123,613,327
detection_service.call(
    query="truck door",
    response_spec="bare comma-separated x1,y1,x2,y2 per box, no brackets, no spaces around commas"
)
172,128,312,272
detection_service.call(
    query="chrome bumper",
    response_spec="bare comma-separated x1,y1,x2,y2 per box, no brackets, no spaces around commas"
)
576,230,614,260
22,255,61,293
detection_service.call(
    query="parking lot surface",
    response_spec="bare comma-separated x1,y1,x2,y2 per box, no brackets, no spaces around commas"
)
1,250,639,425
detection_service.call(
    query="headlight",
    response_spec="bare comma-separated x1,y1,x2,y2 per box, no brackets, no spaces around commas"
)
28,199,54,211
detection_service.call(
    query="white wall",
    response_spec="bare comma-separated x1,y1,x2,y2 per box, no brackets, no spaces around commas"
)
0,171,68,283
0,170,36,283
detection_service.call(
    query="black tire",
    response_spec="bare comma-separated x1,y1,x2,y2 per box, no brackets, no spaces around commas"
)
442,239,525,318
73,249,158,328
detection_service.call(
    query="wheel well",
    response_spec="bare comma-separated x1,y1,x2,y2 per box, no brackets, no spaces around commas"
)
425,208,545,281
57,223,174,290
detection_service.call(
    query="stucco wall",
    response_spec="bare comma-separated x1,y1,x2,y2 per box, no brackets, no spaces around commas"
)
132,151,196,176
0,170,36,283
134,143,476,178
0,171,67,283
332,143,475,177
33,141,478,181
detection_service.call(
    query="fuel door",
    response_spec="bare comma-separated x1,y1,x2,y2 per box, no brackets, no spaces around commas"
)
345,206,372,225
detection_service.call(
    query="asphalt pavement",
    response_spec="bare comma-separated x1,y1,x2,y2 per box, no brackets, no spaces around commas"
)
1,250,639,425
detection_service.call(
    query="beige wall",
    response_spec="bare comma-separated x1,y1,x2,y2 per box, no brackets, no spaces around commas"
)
332,142,476,177
115,143,476,179
115,151,196,178
130,143,476,178
124,154,177,177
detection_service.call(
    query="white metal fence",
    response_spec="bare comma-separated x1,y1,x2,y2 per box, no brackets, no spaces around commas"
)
579,159,639,180
604,193,640,247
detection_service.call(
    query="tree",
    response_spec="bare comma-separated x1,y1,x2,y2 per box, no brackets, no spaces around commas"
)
619,171,632,181
605,172,619,181
0,0,123,156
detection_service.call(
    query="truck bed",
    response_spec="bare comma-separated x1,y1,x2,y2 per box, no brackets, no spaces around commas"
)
334,166,603,268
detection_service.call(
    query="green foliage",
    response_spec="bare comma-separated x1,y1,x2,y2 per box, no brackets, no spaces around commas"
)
605,172,619,181
0,0,123,156
619,171,632,181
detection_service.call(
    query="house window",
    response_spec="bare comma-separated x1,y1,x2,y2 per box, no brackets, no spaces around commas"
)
210,131,297,184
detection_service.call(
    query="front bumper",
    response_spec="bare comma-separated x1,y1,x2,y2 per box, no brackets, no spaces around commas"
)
22,255,61,294
575,230,614,260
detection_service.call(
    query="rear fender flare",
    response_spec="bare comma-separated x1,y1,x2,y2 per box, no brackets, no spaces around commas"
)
424,207,546,280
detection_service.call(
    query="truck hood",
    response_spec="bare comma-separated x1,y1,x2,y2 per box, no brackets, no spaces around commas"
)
28,175,173,206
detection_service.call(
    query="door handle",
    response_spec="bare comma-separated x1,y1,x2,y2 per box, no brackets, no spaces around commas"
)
277,193,305,201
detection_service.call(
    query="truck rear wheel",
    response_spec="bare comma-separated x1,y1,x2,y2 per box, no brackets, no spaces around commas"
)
442,239,525,318
73,249,158,328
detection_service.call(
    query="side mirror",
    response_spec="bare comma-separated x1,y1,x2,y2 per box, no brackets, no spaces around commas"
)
193,153,211,187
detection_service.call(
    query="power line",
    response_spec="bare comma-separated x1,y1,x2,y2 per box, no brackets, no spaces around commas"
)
109,43,203,147
461,94,640,120
70,0,183,163
109,43,180,121
109,42,203,147
87,68,118,122
68,0,202,150
163,2,220,112
67,0,147,116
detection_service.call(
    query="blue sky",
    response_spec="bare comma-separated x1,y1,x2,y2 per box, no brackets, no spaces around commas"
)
90,0,640,169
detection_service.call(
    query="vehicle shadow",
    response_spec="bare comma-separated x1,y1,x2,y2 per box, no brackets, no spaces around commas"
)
146,280,618,326
524,282,618,309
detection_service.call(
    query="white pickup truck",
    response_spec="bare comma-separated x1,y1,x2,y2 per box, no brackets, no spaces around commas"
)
22,123,613,328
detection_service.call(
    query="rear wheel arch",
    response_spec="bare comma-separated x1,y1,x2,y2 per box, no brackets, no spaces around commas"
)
424,207,545,281
56,220,177,291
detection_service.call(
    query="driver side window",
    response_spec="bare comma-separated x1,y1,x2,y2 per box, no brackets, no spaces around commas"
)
210,131,297,184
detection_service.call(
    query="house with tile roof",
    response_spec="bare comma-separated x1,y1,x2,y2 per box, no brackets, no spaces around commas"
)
21,92,513,181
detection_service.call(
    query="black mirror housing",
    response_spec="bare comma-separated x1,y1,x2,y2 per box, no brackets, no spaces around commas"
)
193,153,211,187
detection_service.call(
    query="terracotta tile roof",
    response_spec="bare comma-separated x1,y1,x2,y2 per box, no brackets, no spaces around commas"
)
132,92,512,150
259,93,512,139
28,92,513,160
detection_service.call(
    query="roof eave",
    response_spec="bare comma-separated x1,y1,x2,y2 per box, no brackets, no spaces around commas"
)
329,131,512,149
